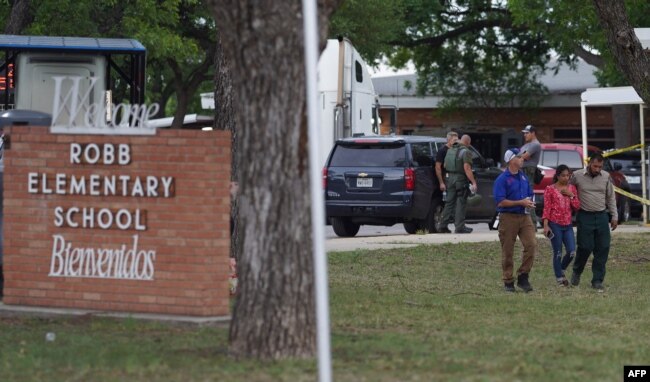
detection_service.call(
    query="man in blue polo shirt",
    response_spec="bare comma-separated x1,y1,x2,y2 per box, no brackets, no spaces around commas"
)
493,148,537,293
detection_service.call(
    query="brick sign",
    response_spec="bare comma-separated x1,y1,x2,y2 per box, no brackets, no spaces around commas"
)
2,127,231,316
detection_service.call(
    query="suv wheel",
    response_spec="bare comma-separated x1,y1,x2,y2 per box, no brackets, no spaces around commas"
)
331,217,360,237
413,197,439,234
427,198,444,233
403,220,419,234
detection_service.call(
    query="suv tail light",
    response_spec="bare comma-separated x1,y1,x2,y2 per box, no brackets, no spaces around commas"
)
404,167,415,190
322,167,328,189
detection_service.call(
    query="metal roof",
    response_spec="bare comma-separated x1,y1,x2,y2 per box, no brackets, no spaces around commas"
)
0,34,146,53
372,59,599,97
581,86,644,106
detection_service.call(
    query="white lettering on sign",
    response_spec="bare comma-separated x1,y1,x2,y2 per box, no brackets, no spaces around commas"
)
49,234,156,280
50,76,159,135
54,207,147,231
27,173,174,198
33,143,177,282
70,143,131,165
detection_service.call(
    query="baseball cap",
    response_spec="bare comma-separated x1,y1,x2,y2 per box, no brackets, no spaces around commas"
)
521,125,535,133
504,148,521,164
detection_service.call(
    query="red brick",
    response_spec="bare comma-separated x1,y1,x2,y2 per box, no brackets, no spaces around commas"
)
3,126,231,316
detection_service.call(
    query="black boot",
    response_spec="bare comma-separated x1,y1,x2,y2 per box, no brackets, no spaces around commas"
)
516,273,533,293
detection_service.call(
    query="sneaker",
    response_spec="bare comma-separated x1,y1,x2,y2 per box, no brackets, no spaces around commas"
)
592,282,604,292
570,272,581,286
454,226,473,234
504,282,515,293
557,278,569,287
516,273,533,293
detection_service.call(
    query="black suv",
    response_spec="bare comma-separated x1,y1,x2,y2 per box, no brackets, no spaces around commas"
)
324,135,502,237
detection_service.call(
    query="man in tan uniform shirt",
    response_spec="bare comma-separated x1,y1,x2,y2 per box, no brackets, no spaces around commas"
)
569,153,617,292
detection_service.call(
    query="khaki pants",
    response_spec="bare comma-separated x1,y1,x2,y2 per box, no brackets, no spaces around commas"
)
498,213,537,283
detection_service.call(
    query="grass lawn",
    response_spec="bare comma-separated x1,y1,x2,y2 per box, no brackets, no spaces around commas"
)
1,232,649,381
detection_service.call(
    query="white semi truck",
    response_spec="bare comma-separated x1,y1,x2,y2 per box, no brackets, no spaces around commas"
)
317,37,380,165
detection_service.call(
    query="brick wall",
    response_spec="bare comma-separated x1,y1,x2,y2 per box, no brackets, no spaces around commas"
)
379,107,614,135
2,126,231,317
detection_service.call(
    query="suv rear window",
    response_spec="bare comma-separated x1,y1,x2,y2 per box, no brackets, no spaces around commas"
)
541,150,583,169
330,144,407,167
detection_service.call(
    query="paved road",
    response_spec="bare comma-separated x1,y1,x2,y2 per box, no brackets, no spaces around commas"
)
325,221,649,252
325,222,494,239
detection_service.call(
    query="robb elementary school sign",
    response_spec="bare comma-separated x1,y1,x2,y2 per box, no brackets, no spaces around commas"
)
27,76,173,281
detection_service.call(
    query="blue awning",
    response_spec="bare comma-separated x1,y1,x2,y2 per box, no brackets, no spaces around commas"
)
0,35,146,53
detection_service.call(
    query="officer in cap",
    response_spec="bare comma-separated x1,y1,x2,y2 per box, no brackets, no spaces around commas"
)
520,125,541,228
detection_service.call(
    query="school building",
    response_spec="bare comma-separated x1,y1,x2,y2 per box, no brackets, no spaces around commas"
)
372,60,648,164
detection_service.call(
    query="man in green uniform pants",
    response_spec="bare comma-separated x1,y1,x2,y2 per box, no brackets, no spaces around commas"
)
437,134,478,234
569,153,617,292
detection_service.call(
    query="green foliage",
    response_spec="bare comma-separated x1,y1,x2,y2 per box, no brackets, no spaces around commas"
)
331,0,552,109
508,0,650,87
331,0,650,110
329,0,427,65
410,1,551,108
1,233,649,380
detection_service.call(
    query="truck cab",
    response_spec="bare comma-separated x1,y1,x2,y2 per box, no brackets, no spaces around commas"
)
317,38,379,166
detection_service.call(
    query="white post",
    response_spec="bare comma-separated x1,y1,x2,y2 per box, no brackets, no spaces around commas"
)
641,105,648,224
581,102,588,164
301,1,332,382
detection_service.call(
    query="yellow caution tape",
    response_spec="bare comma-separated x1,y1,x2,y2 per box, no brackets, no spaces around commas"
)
583,143,645,164
602,143,645,158
614,186,650,206
580,145,650,206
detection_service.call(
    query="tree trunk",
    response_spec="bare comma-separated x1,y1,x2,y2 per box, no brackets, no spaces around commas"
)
206,0,341,359
213,33,240,259
171,89,190,129
4,0,33,34
592,0,650,104
612,104,639,149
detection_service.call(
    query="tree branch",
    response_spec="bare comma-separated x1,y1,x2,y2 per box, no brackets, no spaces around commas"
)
4,0,33,34
573,45,604,68
592,0,650,102
391,17,513,48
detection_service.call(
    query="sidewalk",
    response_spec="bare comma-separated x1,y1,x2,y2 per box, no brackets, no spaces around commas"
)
325,223,650,252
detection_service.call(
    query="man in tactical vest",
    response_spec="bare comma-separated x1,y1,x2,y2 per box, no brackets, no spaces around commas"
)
437,134,478,234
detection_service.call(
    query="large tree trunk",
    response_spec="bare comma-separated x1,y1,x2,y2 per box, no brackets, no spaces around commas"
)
592,0,650,104
206,0,340,359
171,89,190,129
4,0,33,34
612,104,639,149
213,33,240,259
